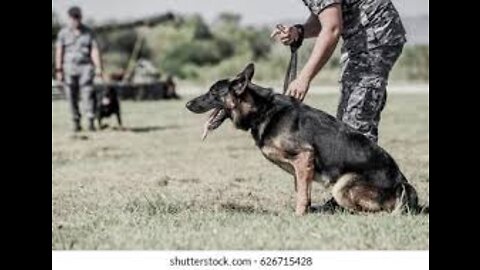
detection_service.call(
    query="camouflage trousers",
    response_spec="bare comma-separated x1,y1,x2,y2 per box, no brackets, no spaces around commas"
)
337,45,403,143
64,65,96,123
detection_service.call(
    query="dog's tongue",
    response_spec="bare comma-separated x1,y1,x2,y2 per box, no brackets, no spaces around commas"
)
201,121,210,141
202,108,226,140
202,108,219,140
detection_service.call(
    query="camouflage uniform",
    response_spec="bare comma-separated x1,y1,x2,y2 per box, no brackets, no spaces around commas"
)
56,24,98,126
300,0,406,142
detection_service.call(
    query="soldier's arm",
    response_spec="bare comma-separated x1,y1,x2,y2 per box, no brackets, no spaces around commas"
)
298,4,342,83
55,30,65,81
303,13,322,39
91,40,103,75
55,46,63,71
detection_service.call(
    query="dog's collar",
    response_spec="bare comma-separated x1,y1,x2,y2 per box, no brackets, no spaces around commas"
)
249,97,287,145
251,105,276,128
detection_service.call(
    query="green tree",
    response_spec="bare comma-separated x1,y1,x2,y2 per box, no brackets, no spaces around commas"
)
97,29,151,72
161,39,234,78
189,15,212,40
245,26,271,60
400,45,429,81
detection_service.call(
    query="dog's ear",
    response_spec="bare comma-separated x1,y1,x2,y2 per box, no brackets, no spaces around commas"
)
242,62,255,81
230,63,255,95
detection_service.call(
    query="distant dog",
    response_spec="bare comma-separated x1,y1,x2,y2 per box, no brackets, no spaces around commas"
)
97,86,122,129
186,63,426,216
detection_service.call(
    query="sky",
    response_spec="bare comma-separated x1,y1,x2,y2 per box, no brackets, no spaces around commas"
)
52,0,428,26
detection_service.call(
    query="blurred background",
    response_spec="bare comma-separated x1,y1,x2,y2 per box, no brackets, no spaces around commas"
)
52,0,428,93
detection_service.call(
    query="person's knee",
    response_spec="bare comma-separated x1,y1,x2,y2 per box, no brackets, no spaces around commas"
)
79,86,96,117
342,77,387,137
343,117,378,142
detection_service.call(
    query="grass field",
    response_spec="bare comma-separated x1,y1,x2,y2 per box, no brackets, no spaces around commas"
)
52,89,429,250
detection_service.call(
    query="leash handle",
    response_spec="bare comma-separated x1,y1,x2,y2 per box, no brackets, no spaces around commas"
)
283,47,298,94
282,24,304,95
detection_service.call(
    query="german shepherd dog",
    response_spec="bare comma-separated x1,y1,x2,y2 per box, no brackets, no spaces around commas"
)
186,63,425,216
97,86,123,129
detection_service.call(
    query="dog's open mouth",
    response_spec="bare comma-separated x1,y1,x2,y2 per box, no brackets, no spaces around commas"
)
102,97,111,105
202,108,228,140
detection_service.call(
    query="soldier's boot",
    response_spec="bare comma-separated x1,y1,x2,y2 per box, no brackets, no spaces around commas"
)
88,118,96,131
73,120,82,132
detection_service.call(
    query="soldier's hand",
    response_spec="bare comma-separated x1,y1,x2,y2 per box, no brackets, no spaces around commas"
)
95,69,108,82
56,71,64,82
270,24,299,46
101,73,109,82
287,77,310,102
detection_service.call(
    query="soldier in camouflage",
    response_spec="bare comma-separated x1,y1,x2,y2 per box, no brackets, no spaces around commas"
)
271,0,406,142
55,6,104,132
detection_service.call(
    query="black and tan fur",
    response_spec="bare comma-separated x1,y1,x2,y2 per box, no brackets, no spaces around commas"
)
186,63,425,216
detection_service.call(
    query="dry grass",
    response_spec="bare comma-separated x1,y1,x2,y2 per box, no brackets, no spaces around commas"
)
52,90,428,250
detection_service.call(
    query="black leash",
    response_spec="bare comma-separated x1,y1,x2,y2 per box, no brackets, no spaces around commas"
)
280,24,304,94
283,45,300,94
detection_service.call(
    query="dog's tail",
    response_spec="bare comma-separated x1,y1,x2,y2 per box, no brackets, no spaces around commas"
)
393,174,429,215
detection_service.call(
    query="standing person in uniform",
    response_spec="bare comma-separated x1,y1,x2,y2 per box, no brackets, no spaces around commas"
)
55,6,104,132
271,0,406,143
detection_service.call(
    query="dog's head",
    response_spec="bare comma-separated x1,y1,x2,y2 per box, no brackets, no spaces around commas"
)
100,87,116,106
186,63,271,140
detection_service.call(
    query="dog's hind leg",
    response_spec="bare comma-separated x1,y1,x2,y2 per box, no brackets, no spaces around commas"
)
331,174,420,213
391,182,419,214
97,116,103,130
331,173,396,212
116,111,123,128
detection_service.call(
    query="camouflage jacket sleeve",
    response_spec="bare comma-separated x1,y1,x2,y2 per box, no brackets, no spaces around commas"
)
55,28,66,48
301,0,342,15
90,29,99,49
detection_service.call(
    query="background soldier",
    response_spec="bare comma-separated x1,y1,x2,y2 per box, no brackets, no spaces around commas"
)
271,0,406,143
55,6,104,132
